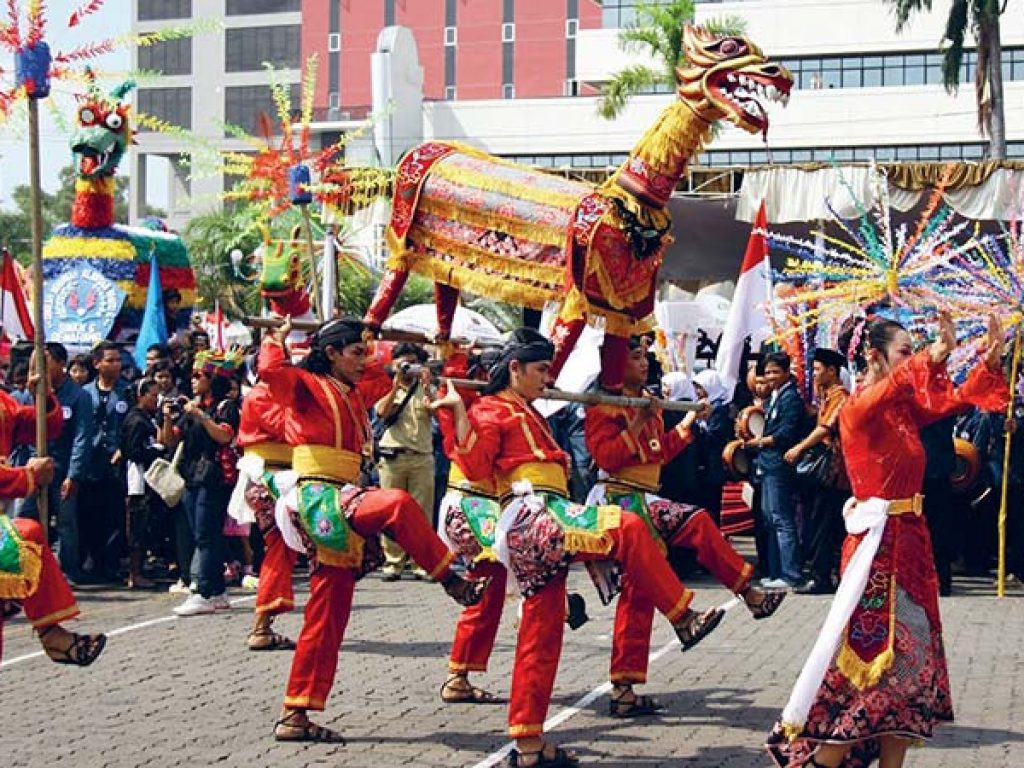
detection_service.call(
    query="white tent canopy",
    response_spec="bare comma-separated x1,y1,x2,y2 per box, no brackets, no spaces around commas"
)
382,303,504,345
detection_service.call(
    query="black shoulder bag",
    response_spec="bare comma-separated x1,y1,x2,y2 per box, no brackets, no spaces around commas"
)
374,380,419,460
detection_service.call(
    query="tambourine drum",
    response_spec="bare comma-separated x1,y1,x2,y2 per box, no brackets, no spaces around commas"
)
951,437,981,493
723,439,751,481
737,406,766,441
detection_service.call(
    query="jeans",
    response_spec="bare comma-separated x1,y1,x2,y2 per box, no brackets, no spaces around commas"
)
760,471,801,584
15,468,82,581
183,485,227,598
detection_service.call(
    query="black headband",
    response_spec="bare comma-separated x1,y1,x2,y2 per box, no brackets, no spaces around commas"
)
314,317,365,351
482,329,554,395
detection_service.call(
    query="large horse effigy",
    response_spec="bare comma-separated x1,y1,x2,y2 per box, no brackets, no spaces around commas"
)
41,75,195,342
363,26,792,390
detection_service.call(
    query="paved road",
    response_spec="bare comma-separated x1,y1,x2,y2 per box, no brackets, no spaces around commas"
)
3,560,1023,768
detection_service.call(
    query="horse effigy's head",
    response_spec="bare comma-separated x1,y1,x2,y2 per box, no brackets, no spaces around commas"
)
71,71,135,180
676,25,792,137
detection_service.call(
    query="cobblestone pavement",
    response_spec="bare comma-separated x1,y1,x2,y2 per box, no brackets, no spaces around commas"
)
3,560,1023,768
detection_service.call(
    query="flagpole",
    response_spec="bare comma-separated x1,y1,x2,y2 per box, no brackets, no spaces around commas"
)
997,324,1022,598
28,97,49,543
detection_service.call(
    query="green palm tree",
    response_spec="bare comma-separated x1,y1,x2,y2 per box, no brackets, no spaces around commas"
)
883,0,1007,158
597,1,745,120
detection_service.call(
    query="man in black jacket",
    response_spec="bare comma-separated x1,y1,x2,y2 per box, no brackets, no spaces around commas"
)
747,351,805,588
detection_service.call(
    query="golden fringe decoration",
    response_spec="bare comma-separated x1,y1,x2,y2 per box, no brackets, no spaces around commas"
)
554,286,653,337
314,535,366,570
835,574,898,690
0,537,42,601
430,161,582,213
417,196,568,248
611,100,710,190
405,253,561,311
561,504,621,556
409,228,564,287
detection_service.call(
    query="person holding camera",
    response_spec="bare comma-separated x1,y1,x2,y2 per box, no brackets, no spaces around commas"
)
172,351,241,616
376,342,437,582
122,378,178,590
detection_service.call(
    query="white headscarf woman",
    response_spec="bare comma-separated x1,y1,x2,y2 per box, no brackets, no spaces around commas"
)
661,371,696,402
692,369,731,406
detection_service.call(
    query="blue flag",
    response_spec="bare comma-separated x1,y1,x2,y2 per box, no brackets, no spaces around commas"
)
133,251,168,371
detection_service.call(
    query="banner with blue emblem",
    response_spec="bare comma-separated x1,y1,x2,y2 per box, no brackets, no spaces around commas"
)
44,264,126,346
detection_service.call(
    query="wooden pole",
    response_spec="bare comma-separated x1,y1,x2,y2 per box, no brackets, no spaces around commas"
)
444,377,704,413
299,206,323,322
243,315,504,349
997,325,1022,598
28,98,48,543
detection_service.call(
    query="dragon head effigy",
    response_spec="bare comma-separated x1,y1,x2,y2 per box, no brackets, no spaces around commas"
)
677,25,792,138
258,225,311,317
70,72,136,229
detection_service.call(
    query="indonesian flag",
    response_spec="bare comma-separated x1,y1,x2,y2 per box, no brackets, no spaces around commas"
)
0,249,34,341
715,201,773,393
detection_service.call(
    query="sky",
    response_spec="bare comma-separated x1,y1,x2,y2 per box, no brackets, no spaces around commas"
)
0,0,134,210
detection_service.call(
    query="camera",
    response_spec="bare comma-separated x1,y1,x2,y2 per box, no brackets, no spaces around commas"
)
398,361,424,377
162,395,188,422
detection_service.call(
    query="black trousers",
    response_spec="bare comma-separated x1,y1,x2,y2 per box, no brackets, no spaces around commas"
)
804,485,847,587
78,476,125,578
923,476,955,593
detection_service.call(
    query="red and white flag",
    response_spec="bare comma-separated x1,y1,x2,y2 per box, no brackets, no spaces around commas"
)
0,249,34,341
715,201,773,392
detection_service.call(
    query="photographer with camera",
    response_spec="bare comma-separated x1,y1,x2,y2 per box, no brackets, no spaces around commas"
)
375,342,437,582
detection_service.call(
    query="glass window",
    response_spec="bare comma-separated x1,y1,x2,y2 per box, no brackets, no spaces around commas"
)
137,0,191,20
226,0,300,14
853,147,875,161
137,87,192,129
862,67,882,87
225,25,301,72
939,144,961,159
224,84,301,136
918,145,940,160
874,146,896,161
963,144,985,159
895,146,917,160
832,148,854,161
792,149,813,162
842,66,861,88
1005,143,1024,158
138,37,191,76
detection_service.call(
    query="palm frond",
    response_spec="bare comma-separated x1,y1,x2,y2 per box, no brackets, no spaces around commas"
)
881,0,935,32
700,15,748,37
597,65,665,120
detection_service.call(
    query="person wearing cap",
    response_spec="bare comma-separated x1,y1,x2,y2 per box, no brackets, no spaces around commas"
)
437,327,728,767
585,338,784,719
259,316,489,745
171,349,243,616
784,347,849,595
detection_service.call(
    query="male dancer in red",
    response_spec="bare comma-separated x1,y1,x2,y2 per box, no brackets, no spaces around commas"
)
260,317,488,744
585,339,784,717
438,328,725,768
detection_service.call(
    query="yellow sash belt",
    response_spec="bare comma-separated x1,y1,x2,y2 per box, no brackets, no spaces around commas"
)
292,445,362,485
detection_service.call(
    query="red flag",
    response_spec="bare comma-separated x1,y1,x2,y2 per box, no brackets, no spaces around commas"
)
715,201,773,391
0,249,34,341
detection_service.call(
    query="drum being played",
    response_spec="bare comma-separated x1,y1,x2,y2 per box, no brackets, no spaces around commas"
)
737,405,766,441
723,439,752,481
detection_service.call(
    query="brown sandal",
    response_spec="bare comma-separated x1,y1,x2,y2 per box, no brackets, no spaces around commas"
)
674,607,725,651
273,713,346,744
440,675,501,704
742,584,786,620
39,626,107,667
248,629,297,651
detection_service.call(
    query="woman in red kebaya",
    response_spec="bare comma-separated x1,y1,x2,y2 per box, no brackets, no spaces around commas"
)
768,312,1008,768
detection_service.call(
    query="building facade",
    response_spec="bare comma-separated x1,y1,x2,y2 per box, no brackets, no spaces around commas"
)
130,0,303,227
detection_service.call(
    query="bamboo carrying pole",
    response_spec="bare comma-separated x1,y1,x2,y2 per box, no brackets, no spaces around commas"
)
243,315,504,349
444,378,704,413
997,325,1022,598
299,206,323,323
28,98,48,543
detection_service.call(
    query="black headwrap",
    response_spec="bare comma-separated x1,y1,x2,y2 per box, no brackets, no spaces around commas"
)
482,328,554,395
301,317,366,375
812,347,846,371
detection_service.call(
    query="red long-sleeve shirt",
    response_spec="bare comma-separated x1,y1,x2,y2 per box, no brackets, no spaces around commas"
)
0,389,63,499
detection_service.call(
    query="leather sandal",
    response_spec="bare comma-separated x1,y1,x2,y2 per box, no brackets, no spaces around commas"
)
39,626,107,667
440,675,502,704
608,688,664,718
507,743,579,767
742,584,786,620
273,713,346,744
674,607,725,651
248,629,297,651
442,572,492,607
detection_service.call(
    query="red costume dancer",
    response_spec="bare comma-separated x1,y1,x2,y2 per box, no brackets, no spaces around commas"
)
259,317,488,744
435,351,508,705
0,385,105,667
440,328,725,768
767,313,1008,768
585,341,783,717
235,380,297,651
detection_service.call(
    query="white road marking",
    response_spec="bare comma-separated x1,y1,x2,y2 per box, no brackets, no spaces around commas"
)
0,595,256,669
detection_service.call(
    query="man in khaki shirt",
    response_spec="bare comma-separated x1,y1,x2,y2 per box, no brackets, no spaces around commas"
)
376,343,437,580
